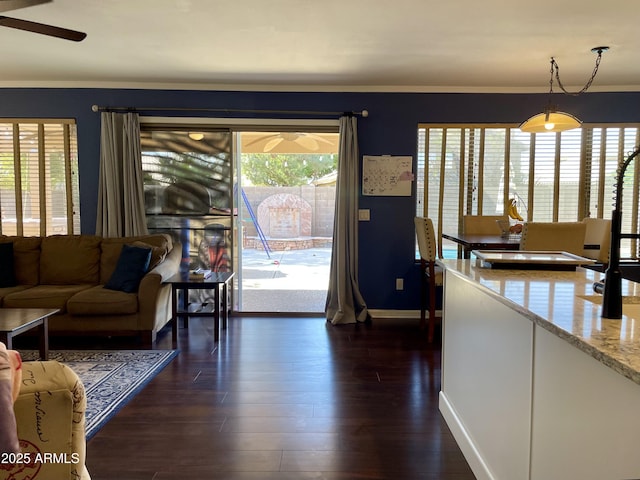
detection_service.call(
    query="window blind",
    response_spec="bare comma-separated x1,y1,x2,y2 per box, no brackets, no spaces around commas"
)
0,120,79,236
417,124,640,259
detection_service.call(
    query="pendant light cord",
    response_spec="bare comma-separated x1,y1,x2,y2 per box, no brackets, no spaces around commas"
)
550,47,606,96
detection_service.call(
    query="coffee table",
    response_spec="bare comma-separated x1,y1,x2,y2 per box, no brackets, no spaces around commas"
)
167,270,235,347
0,308,58,360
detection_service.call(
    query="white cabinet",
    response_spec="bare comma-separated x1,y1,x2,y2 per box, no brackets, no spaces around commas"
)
440,269,640,480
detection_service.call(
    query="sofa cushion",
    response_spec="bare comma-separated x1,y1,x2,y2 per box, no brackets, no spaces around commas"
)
0,286,32,305
100,234,171,284
104,244,152,293
67,285,138,315
40,236,101,285
0,242,16,287
2,285,93,313
0,236,41,285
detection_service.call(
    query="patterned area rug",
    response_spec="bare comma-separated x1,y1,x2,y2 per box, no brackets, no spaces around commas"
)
21,350,179,439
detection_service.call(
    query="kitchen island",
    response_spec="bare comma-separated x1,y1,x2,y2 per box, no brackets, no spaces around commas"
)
439,259,640,480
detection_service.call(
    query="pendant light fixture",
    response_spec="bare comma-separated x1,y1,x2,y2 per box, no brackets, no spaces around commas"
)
188,132,205,141
519,46,609,133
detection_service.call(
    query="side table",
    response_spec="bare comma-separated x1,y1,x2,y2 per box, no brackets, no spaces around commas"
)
167,270,235,347
0,308,58,360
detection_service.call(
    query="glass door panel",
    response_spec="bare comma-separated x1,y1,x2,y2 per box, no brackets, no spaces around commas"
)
234,130,338,313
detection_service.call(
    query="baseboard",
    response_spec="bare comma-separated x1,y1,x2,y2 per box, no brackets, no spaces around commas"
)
368,309,441,319
368,309,420,319
439,391,495,480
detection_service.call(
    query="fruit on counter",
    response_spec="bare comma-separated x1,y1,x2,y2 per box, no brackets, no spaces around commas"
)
509,223,523,234
506,198,524,221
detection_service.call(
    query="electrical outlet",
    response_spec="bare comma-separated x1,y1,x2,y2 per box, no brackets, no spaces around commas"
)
396,278,404,290
358,209,370,221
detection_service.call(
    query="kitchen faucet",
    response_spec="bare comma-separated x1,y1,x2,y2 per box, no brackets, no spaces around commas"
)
601,145,640,319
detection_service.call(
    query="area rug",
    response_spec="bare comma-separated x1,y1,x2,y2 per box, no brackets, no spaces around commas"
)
20,349,179,439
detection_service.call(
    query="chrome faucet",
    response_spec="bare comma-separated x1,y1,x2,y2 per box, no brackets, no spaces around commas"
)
601,145,640,319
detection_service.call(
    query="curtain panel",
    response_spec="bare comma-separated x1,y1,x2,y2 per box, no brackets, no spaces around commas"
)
325,115,369,324
96,112,148,237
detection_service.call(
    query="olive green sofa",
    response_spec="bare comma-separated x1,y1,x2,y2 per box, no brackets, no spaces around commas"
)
0,234,181,346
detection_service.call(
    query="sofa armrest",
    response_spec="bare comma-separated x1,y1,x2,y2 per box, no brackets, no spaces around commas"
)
14,361,90,480
146,242,182,283
138,242,181,295
136,243,181,332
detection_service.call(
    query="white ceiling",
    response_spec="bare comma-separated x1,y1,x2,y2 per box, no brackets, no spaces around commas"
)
1,0,639,92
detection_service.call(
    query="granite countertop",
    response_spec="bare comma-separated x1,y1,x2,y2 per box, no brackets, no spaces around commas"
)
440,259,640,386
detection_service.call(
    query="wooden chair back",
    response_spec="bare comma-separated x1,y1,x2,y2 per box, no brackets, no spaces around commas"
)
519,221,587,256
582,217,612,264
463,215,510,235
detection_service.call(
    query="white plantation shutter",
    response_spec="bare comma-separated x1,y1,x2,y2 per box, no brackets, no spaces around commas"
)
557,130,583,222
480,128,507,216
417,123,640,259
0,120,79,236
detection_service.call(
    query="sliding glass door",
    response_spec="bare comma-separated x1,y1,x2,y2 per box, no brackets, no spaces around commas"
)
234,130,338,314
138,119,339,315
140,128,233,274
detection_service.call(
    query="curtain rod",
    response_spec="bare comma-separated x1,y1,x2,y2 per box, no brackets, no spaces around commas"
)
91,105,368,117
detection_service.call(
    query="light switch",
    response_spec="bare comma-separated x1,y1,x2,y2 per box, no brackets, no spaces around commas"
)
358,209,370,221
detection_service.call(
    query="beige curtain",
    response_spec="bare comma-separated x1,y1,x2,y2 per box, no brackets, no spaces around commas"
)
96,112,148,237
325,115,369,324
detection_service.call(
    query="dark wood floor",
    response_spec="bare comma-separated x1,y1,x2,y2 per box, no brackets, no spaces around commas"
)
84,316,475,480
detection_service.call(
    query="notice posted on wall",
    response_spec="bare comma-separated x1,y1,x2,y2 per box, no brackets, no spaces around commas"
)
362,155,414,196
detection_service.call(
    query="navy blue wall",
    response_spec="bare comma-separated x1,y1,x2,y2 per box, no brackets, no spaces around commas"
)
1,88,639,311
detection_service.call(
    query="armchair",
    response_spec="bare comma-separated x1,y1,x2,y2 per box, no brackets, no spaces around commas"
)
8,360,90,479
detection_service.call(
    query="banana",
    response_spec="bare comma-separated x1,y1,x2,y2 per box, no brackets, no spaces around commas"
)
506,198,524,221
504,198,514,218
513,203,524,222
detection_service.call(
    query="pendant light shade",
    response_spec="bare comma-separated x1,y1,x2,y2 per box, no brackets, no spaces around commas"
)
519,110,581,133
519,47,608,134
188,132,205,141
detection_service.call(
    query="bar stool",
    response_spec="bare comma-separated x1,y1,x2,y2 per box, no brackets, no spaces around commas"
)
414,216,443,343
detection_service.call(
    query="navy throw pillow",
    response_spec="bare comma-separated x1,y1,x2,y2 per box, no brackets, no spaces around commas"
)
0,242,16,288
104,244,152,293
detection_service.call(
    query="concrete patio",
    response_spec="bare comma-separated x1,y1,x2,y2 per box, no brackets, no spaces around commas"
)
237,246,331,313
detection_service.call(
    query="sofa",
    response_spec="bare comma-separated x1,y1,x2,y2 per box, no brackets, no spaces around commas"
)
0,234,181,346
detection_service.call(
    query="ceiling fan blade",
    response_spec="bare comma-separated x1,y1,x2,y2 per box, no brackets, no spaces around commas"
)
264,137,284,152
305,133,335,145
295,135,320,151
0,16,86,41
0,0,50,13
244,133,280,148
